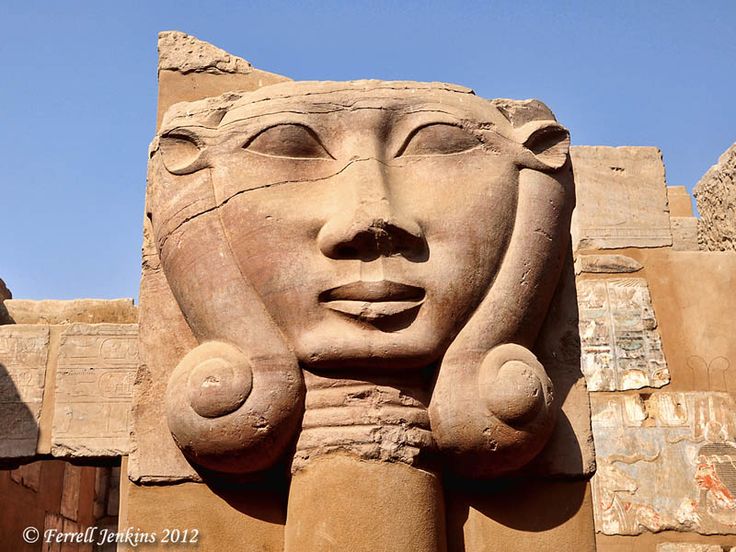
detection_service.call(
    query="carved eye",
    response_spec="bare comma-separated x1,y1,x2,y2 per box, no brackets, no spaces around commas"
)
244,124,333,159
396,123,481,157
159,131,205,174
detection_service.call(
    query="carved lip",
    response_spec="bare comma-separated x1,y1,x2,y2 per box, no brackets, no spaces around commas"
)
319,281,425,321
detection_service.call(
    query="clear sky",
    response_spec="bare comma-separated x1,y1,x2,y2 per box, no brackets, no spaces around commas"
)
2,1,734,300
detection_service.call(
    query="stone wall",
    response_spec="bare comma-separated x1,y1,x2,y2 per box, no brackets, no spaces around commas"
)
571,146,736,550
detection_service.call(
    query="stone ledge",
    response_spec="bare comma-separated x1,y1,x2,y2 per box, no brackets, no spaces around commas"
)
2,298,137,325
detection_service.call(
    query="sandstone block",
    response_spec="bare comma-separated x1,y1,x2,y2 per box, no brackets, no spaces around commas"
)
52,324,137,457
571,146,672,250
0,325,49,458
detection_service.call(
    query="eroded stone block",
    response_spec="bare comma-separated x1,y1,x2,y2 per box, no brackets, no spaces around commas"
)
591,392,736,535
52,324,137,456
0,325,49,457
694,143,736,251
571,146,672,250
577,278,669,391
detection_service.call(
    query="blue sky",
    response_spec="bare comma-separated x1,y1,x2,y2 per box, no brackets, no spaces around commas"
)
1,1,734,300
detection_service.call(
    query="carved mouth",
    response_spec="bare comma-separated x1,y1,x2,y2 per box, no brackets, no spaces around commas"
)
319,281,426,321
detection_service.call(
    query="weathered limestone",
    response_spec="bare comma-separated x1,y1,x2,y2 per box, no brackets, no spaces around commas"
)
571,146,673,250
0,325,49,458
591,392,736,536
577,278,669,391
52,324,137,457
694,143,736,251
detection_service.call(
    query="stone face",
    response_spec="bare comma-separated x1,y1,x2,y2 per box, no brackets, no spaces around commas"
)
0,325,49,458
3,299,137,325
591,392,736,535
571,146,672,250
577,278,669,391
694,143,736,251
52,324,137,456
138,79,577,483
574,254,643,274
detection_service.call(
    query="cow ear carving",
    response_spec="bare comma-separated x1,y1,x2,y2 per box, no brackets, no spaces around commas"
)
516,121,570,171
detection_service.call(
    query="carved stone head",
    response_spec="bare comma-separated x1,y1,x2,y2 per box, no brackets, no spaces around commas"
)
149,80,574,478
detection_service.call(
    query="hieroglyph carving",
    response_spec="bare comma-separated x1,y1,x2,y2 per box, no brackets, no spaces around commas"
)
592,393,736,535
0,325,49,457
577,278,670,391
53,324,137,456
148,81,575,479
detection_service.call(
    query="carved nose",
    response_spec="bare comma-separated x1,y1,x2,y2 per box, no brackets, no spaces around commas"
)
317,160,427,261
